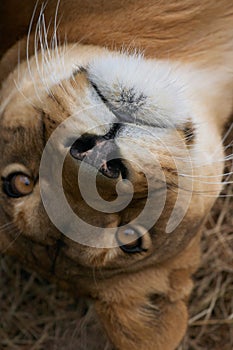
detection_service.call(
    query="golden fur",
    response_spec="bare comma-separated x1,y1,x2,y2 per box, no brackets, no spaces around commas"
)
0,1,233,349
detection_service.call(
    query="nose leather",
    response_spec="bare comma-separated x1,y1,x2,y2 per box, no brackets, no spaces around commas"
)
70,134,126,178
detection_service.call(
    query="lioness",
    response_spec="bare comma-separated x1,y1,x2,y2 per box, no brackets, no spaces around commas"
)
0,1,233,349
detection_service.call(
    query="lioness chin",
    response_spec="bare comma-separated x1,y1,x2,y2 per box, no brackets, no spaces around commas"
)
0,1,233,350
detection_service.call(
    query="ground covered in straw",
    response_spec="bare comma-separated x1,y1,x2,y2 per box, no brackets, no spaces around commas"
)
0,129,232,350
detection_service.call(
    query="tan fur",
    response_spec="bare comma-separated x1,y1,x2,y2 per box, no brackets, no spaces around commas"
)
0,1,233,350
1,0,233,61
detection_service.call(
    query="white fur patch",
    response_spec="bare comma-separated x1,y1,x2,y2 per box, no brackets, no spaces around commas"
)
87,53,191,128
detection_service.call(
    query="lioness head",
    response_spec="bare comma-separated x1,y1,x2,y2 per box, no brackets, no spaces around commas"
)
0,41,228,350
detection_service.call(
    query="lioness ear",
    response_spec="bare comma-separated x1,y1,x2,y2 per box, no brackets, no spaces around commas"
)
94,278,188,350
93,233,201,350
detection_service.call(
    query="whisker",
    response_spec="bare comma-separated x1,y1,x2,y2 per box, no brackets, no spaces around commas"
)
17,41,21,83
92,265,99,291
221,122,233,149
52,0,62,60
0,228,22,254
179,171,233,179
168,179,233,198
36,9,52,94
183,179,233,185
0,221,15,232
26,0,44,103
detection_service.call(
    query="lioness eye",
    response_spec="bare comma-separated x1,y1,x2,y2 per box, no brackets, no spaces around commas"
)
116,226,145,253
2,173,34,198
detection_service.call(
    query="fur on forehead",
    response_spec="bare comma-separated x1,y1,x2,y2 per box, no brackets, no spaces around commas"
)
86,53,191,128
1,45,195,132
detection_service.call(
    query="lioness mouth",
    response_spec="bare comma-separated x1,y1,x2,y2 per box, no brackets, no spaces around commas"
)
70,123,128,179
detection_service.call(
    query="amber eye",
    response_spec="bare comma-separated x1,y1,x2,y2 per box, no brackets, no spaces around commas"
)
116,226,146,254
2,173,34,198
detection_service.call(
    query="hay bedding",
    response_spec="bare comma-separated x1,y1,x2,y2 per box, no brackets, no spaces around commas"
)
0,126,232,350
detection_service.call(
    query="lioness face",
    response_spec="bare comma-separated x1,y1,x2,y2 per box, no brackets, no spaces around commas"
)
0,43,226,349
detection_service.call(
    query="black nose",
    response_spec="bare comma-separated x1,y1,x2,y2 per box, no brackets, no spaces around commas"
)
70,125,127,179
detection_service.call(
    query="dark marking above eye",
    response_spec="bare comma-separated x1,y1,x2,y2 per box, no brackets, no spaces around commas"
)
116,87,147,108
89,81,108,104
72,66,87,77
89,81,164,127
90,81,146,114
183,122,195,144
